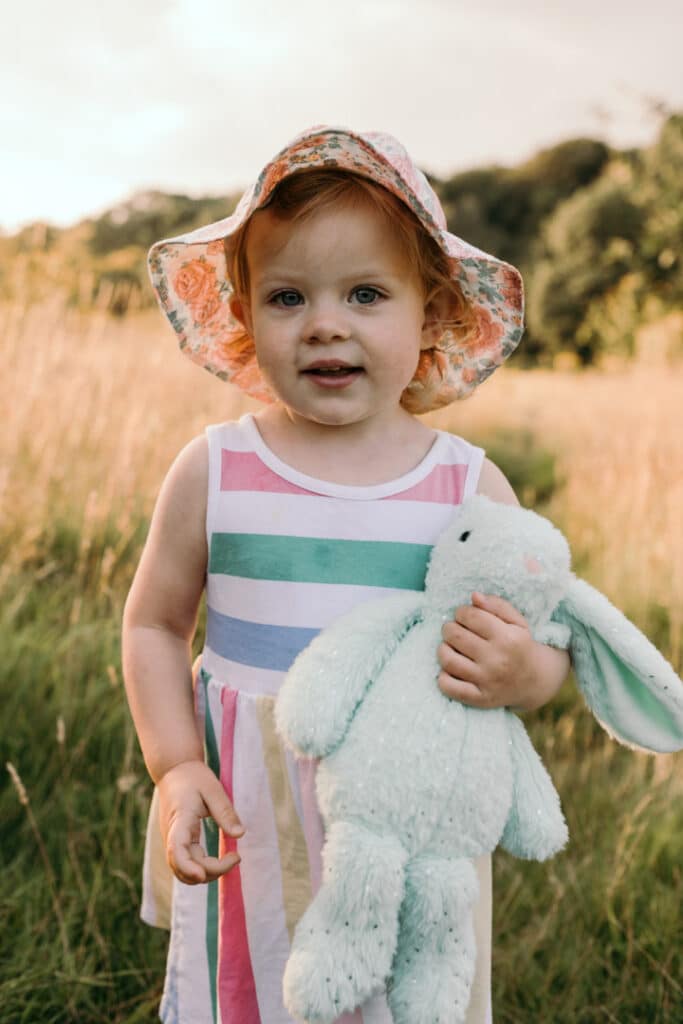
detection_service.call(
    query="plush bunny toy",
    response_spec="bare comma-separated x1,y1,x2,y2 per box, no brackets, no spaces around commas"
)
275,495,683,1024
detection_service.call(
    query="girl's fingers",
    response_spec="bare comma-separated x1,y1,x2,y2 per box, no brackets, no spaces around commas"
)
471,592,529,627
165,813,201,878
202,777,245,838
169,827,241,884
159,764,246,884
168,827,208,884
441,620,486,661
189,845,241,881
453,603,498,640
437,642,480,683
437,672,487,707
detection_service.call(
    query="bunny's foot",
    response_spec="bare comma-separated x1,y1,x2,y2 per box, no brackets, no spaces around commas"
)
283,821,407,1024
388,855,478,1024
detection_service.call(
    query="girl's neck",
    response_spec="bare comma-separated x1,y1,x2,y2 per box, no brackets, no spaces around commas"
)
252,405,436,486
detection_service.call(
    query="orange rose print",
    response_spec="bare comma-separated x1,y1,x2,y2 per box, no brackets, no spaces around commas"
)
259,161,292,199
462,307,505,356
193,294,221,325
501,267,523,309
173,260,215,303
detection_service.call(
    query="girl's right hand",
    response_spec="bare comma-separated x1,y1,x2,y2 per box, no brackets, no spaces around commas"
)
156,759,245,884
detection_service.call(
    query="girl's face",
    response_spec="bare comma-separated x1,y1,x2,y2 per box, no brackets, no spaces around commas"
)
230,201,433,433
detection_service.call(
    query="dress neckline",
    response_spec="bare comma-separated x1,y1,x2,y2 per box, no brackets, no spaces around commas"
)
240,414,448,501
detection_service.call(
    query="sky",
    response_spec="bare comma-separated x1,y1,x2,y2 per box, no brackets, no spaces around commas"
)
3,0,682,232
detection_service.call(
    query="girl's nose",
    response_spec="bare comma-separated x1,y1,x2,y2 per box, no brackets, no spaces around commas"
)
301,304,351,344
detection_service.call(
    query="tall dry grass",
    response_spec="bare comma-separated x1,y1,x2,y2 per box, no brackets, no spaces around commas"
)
0,300,254,550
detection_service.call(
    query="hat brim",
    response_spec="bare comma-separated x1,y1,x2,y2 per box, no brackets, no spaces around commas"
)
148,127,524,413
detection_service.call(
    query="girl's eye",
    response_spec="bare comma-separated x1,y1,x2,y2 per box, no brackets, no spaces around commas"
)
271,290,303,307
352,286,382,305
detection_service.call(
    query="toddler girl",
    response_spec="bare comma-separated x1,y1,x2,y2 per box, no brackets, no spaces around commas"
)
122,126,571,1024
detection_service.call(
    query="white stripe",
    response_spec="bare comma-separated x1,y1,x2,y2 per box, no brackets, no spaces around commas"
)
464,444,486,499
206,576,411,630
140,798,161,927
202,649,286,695
233,693,296,1023
140,788,172,929
209,488,458,542
163,879,213,1023
204,675,226,744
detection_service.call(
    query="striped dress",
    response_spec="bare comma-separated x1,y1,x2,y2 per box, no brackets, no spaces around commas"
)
142,413,493,1024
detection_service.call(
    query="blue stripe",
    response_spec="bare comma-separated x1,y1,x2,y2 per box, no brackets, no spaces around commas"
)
206,606,320,672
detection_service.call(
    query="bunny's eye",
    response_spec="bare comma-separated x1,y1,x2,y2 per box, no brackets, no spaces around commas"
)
459,530,471,542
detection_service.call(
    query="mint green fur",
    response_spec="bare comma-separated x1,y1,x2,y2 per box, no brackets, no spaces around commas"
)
275,496,683,1023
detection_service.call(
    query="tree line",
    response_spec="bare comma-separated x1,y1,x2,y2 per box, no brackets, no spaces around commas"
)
2,113,681,367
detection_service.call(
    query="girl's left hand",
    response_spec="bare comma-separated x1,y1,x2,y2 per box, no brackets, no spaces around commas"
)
437,591,569,712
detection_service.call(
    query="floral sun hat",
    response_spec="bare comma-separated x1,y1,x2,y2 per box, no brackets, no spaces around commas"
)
147,125,525,413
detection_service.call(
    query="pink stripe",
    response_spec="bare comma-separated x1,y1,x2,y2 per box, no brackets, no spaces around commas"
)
218,689,261,1024
221,448,469,505
386,462,467,503
221,450,317,496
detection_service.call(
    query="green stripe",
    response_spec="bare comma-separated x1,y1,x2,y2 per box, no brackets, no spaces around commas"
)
201,669,219,1024
209,533,432,590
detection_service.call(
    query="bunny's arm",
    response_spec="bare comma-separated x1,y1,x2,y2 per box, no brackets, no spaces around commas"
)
500,712,568,861
275,591,424,758
552,577,683,753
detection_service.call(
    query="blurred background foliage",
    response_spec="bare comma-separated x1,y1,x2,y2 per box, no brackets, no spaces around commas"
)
1,112,681,366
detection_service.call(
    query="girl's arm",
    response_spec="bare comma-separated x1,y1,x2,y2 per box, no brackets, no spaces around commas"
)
437,458,571,711
122,436,243,883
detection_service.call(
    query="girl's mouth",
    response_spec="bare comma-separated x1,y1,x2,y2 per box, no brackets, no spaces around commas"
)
301,363,364,388
303,366,362,377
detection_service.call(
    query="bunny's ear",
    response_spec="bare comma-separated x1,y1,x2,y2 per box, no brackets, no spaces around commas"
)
552,577,683,753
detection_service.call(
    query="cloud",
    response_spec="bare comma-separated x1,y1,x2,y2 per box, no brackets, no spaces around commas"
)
2,0,681,228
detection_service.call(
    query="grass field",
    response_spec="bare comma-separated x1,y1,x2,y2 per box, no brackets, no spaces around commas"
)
1,301,682,1022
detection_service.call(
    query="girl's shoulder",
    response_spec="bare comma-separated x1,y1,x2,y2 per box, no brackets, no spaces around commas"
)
166,433,209,496
152,433,210,546
475,456,519,506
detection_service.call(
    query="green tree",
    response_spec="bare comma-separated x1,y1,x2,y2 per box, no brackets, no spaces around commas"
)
435,138,609,270
527,176,645,362
526,113,682,363
634,113,683,306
